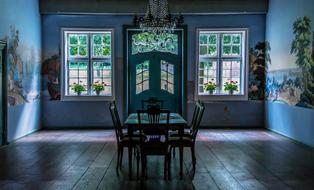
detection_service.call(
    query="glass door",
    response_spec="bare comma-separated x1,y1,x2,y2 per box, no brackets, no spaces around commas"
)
127,30,183,113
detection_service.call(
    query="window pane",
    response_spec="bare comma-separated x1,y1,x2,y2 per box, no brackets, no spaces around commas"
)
222,33,242,57
199,34,208,44
143,80,149,91
92,33,111,57
232,45,240,56
136,61,150,94
199,33,218,57
92,61,112,96
68,34,88,58
223,46,232,55
68,61,88,95
198,60,218,94
161,80,167,91
208,34,217,44
223,34,232,44
160,60,175,94
222,60,241,94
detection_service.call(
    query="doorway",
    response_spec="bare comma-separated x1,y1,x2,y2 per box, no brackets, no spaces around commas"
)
125,28,186,115
0,40,7,145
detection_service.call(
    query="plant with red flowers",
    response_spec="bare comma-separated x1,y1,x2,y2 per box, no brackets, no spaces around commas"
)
71,81,86,95
204,79,217,94
224,80,238,94
92,81,107,95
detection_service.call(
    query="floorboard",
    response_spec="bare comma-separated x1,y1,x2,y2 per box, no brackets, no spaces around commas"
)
0,129,313,190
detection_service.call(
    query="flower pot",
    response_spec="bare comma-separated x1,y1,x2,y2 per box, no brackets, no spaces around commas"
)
208,90,214,95
77,91,82,96
96,91,101,96
229,90,234,95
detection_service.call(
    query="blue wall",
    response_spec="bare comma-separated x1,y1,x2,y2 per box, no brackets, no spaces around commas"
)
265,0,314,147
41,14,265,128
0,0,41,142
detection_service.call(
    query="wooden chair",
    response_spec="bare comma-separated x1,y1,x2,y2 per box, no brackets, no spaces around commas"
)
109,101,141,177
137,107,171,180
171,100,201,157
141,97,164,110
169,101,205,175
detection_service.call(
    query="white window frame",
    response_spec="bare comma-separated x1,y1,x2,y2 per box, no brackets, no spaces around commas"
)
195,28,249,101
61,28,115,101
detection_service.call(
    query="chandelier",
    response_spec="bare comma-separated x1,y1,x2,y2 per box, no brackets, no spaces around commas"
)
133,0,184,34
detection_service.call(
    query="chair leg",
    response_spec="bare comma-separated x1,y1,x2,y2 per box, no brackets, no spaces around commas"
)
136,149,140,180
141,154,146,179
191,146,196,172
116,146,121,175
119,147,123,169
168,152,171,180
164,155,167,180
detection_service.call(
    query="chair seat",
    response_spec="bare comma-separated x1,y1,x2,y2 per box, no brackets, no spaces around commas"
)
169,136,193,142
120,134,147,142
169,130,191,137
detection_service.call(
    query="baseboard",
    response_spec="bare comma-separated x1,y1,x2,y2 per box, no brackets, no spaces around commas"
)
200,125,265,129
43,126,114,130
267,128,314,149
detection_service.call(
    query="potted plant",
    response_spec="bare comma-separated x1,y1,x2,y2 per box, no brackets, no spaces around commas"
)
224,80,238,95
92,81,106,95
71,81,86,95
204,79,217,94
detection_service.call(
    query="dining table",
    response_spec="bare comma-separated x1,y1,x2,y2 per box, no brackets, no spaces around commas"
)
124,112,187,179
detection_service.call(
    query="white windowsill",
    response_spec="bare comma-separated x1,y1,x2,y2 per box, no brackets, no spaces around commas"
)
61,95,114,102
197,94,248,101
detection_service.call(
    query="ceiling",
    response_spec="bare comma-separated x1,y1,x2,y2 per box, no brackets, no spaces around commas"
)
40,0,268,15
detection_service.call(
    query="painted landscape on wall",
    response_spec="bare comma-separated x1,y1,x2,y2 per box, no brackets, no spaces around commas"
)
3,26,40,106
266,16,314,109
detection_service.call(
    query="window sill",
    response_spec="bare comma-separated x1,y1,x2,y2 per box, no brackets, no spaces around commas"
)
196,94,248,101
61,95,114,102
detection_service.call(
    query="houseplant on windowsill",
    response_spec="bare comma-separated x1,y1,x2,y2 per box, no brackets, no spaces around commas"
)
71,81,86,96
92,81,106,95
224,80,238,95
204,79,217,94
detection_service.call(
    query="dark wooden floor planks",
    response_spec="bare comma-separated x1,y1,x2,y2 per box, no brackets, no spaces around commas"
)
0,129,313,190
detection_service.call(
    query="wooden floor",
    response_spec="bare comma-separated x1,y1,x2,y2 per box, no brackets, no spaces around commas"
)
0,129,314,190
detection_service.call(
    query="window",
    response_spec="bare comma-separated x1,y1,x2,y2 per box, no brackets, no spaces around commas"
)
161,60,174,94
136,60,150,94
61,29,114,100
197,29,248,100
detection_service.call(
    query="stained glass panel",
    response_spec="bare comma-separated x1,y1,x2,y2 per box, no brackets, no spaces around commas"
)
132,32,178,55
199,33,218,56
92,33,111,57
222,34,242,56
68,34,88,57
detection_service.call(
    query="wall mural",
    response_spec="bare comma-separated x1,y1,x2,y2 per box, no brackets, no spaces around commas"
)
266,16,314,109
248,42,270,100
41,54,61,100
4,26,40,106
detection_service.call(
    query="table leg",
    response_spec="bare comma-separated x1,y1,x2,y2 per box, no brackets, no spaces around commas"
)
179,146,183,180
128,145,132,179
179,125,184,180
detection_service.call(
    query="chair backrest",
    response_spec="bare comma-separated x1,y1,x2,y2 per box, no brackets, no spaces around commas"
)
189,101,200,133
141,97,164,110
137,107,170,142
191,101,205,142
109,101,123,142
